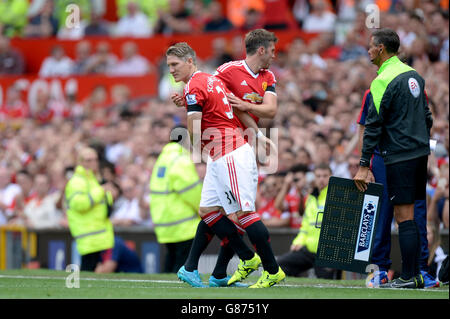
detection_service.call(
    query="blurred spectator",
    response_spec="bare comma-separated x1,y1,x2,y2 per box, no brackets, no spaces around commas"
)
227,0,265,28
274,164,310,228
292,0,310,28
0,36,25,75
108,41,152,76
262,0,297,30
302,0,336,33
32,89,55,124
0,165,21,225
115,1,153,37
428,162,449,229
187,0,209,34
0,0,28,37
277,163,340,279
0,85,29,122
84,41,118,74
105,120,133,164
256,175,291,227
116,0,169,30
111,177,144,226
314,140,332,166
72,40,92,74
38,45,74,77
154,0,193,35
204,37,233,72
14,169,36,215
203,0,234,33
24,0,58,38
347,154,360,178
84,11,110,37
339,30,369,62
23,173,63,229
240,8,264,32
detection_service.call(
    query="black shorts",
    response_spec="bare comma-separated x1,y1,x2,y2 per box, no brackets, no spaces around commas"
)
385,155,428,205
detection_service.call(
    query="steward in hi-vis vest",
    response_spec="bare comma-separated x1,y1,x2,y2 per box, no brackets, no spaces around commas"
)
65,147,114,271
150,137,202,273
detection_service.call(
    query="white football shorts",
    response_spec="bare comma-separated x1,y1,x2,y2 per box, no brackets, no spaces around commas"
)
200,143,258,214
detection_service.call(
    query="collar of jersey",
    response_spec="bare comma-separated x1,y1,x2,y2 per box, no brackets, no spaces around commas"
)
242,60,259,79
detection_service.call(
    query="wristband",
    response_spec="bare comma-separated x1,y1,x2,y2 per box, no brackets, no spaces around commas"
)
359,158,370,167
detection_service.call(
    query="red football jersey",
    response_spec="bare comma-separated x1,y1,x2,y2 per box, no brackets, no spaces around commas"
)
214,60,277,129
184,71,246,159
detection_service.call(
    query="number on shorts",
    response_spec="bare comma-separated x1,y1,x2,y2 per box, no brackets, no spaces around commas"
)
224,191,236,205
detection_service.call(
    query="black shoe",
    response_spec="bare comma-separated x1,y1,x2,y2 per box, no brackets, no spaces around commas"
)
380,274,424,289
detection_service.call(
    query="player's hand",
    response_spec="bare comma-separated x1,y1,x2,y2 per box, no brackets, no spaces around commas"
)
284,172,294,185
353,166,370,192
367,169,375,183
257,133,278,159
226,93,250,112
290,244,302,251
170,93,185,107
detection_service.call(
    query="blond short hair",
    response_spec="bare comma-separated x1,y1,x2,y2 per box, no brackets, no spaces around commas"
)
166,42,197,65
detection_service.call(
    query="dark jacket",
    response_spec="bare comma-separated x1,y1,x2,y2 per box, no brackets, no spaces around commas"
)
361,56,433,165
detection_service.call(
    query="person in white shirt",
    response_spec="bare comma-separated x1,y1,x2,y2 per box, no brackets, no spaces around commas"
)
111,177,144,226
24,174,62,229
302,0,336,33
108,41,152,76
0,166,21,225
115,1,153,38
38,45,74,77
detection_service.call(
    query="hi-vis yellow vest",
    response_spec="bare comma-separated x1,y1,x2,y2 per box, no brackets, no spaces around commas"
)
292,186,328,254
65,165,114,255
150,142,201,244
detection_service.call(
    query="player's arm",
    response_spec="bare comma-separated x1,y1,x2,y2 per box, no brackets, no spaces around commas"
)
187,110,202,144
234,108,277,155
227,90,277,118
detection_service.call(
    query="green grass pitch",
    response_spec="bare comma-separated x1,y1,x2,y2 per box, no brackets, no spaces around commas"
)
0,269,448,299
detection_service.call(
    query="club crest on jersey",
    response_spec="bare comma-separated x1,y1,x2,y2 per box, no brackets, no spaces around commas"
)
262,82,267,91
243,92,263,104
186,94,197,105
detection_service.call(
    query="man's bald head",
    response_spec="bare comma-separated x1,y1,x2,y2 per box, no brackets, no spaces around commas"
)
78,147,99,173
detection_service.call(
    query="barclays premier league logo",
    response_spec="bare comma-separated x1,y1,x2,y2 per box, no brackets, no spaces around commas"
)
354,195,379,262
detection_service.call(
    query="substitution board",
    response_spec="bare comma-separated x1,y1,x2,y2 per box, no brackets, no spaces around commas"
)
315,176,383,274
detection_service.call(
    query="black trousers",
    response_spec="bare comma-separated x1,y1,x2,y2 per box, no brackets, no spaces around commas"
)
164,239,194,273
81,251,102,271
277,246,340,279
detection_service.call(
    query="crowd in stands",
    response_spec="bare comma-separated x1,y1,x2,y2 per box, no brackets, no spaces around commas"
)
0,1,448,241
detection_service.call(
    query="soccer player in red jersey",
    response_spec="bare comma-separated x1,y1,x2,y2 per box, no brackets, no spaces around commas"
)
167,42,285,288
171,30,281,287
